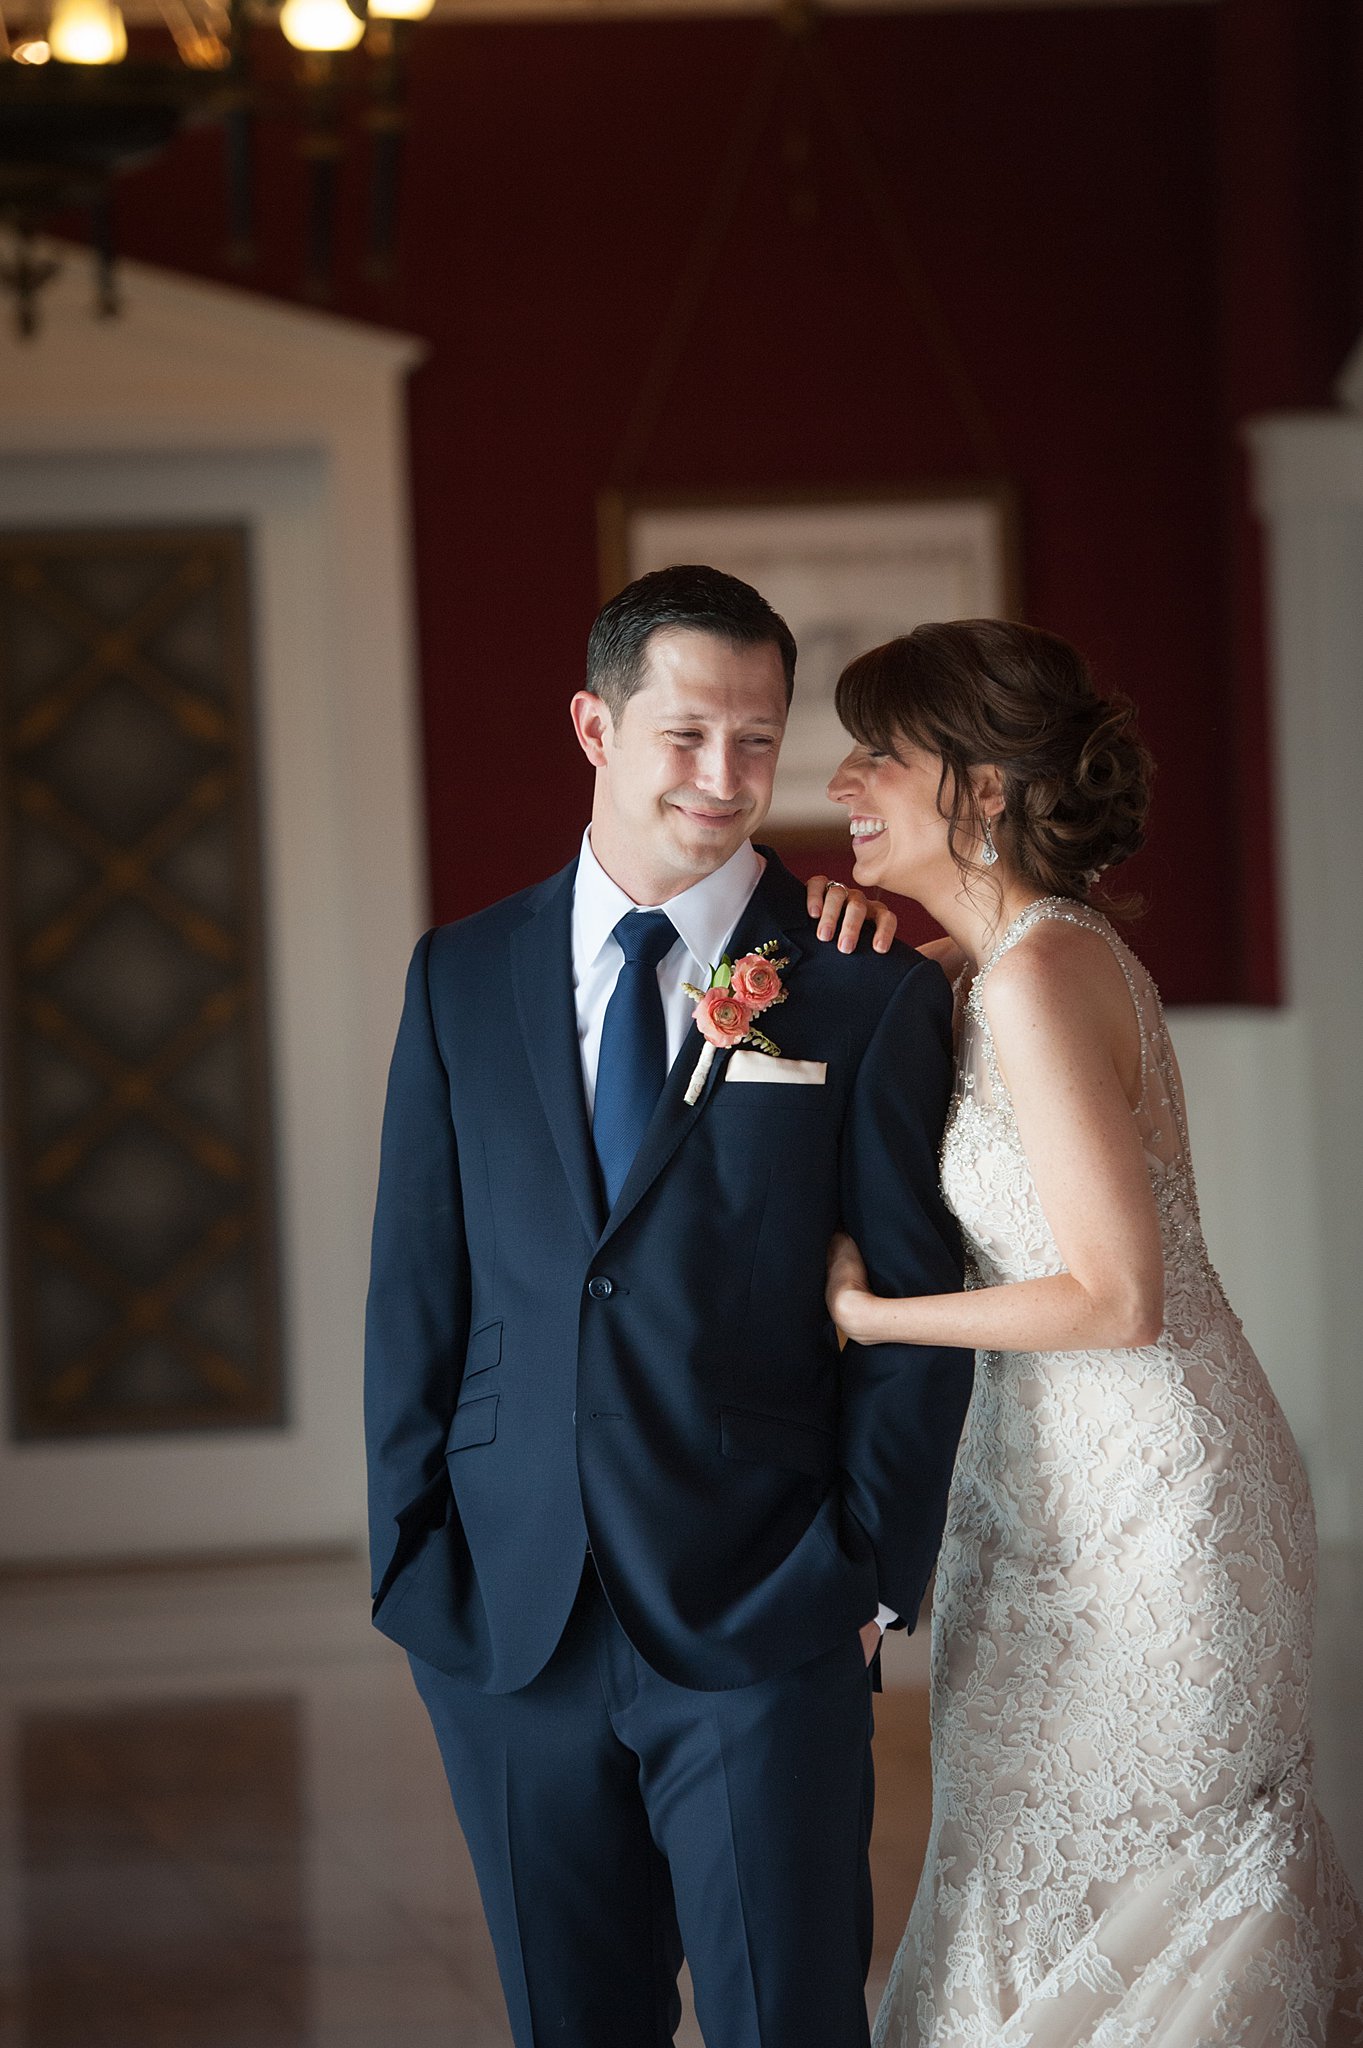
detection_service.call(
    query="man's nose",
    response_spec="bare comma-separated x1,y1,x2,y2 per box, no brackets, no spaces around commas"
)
694,743,742,801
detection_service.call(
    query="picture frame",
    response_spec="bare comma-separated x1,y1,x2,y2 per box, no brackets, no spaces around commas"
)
598,483,1020,846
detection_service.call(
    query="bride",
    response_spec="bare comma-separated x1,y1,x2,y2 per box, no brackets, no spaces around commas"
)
817,620,1363,2046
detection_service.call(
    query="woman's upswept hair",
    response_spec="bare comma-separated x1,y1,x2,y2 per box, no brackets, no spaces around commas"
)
835,619,1154,912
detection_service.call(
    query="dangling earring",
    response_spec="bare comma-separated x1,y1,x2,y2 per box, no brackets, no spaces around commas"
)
980,813,1000,867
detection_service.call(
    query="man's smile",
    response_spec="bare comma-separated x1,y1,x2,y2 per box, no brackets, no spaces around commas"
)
669,799,749,828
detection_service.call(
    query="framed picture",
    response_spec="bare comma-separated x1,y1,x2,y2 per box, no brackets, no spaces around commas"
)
598,484,1019,843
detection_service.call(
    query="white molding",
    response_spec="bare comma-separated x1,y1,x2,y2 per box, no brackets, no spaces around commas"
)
0,244,424,451
0,254,427,1560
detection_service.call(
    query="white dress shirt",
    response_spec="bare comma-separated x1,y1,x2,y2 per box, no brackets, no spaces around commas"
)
570,827,765,1117
569,828,895,1641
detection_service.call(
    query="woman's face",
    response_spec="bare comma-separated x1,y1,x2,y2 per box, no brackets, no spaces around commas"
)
826,738,962,900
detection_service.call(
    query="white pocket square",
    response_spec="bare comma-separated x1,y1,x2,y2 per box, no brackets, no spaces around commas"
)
724,1052,827,1086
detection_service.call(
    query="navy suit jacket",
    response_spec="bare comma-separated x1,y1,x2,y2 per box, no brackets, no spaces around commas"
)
364,850,971,1694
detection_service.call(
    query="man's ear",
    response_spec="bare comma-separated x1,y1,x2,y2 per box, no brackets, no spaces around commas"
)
570,691,613,769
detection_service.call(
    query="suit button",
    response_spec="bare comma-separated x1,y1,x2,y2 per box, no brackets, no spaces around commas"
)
587,1276,613,1299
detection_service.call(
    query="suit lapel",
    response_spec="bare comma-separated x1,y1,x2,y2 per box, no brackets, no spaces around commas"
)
510,861,605,1245
599,850,810,1244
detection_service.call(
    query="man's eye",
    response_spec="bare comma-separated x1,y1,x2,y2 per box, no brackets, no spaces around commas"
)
744,737,776,750
665,731,702,744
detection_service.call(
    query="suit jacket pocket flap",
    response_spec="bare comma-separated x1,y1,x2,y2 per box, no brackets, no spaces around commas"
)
720,1405,833,1480
464,1318,502,1377
447,1393,499,1452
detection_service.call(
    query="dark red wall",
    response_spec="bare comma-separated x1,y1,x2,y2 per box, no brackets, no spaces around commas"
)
104,0,1359,1001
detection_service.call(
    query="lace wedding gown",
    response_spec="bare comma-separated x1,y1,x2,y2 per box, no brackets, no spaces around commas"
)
873,899,1363,2048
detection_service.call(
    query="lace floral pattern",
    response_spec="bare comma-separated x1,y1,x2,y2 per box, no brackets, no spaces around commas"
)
874,900,1363,2048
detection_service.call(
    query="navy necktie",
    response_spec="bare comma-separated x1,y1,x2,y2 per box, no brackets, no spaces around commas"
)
593,909,677,1209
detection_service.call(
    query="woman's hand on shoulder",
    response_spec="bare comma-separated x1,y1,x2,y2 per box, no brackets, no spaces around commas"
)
806,876,898,954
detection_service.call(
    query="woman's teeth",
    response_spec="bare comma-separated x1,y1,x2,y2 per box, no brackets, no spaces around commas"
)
850,818,886,843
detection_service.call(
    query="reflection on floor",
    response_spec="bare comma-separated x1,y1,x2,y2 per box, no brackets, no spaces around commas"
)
0,1551,1359,2048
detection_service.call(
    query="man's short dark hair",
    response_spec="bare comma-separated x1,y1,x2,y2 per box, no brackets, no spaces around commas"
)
586,564,797,720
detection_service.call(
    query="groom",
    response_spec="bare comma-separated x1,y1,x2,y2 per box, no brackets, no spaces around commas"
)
364,565,970,2048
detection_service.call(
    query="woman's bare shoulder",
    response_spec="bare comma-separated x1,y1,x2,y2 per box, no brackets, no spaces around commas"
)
979,919,1141,1088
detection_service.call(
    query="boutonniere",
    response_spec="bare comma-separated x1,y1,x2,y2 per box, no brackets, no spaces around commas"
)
681,941,789,1106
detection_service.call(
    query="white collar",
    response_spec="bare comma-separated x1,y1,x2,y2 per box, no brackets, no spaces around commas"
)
573,828,765,977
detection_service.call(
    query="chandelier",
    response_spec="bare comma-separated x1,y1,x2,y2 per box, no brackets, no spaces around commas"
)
0,0,434,335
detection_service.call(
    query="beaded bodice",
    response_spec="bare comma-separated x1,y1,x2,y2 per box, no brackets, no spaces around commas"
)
940,896,1232,1342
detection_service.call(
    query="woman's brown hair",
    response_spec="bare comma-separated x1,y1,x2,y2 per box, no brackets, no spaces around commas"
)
834,619,1154,911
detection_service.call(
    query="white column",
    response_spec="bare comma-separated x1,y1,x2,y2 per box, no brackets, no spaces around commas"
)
1249,404,1363,1544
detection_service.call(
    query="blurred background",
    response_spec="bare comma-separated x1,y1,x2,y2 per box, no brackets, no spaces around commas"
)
0,0,1360,2041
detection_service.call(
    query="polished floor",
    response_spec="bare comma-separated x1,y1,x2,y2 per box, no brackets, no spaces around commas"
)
0,1550,1359,2048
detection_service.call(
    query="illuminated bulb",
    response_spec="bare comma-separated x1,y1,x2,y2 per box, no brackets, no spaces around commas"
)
47,0,127,62
367,0,433,19
13,35,52,58
278,0,364,51
180,30,230,66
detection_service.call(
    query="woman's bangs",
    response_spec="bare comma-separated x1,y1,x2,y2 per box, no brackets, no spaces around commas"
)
834,643,916,760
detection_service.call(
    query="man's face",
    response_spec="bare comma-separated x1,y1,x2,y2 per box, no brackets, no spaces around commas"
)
576,628,790,896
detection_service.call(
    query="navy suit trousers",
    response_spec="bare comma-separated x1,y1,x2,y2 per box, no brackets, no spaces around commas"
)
410,1562,876,2048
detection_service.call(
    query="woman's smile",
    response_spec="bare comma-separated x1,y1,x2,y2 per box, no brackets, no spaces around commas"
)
849,815,887,845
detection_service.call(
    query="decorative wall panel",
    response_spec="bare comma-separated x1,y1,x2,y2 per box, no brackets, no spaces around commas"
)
0,529,283,1439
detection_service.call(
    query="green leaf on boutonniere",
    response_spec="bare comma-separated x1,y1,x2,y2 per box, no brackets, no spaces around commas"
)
683,958,735,1003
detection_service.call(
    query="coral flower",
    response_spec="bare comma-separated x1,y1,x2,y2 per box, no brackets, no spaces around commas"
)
730,954,783,1009
694,988,755,1049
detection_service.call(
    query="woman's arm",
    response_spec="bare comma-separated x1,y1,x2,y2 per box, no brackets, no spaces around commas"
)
827,926,1164,1354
